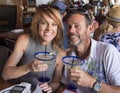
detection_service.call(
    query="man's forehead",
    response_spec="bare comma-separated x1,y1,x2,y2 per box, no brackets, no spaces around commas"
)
67,13,84,19
66,14,85,23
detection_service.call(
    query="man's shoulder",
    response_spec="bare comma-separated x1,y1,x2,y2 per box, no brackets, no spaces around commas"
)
91,39,118,53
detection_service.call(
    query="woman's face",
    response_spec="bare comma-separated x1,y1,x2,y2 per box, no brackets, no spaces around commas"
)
38,15,58,44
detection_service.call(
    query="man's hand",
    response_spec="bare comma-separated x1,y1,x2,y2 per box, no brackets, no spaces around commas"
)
69,68,96,88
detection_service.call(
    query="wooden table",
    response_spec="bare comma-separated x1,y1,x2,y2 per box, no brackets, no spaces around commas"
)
0,77,65,93
0,77,13,91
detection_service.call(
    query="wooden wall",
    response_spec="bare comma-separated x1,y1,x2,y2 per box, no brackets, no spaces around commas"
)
0,0,23,29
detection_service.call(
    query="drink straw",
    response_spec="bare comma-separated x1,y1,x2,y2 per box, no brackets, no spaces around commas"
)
45,45,47,56
71,57,74,68
44,45,47,81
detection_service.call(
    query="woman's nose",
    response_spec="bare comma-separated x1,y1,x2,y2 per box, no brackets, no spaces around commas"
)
46,24,51,31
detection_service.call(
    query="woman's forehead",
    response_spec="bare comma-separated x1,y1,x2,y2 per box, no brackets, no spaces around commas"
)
40,14,56,23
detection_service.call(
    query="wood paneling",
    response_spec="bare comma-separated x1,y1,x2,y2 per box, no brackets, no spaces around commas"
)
0,0,23,28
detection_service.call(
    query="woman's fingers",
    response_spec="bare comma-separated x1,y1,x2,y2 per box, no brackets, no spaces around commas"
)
39,83,52,93
31,60,48,72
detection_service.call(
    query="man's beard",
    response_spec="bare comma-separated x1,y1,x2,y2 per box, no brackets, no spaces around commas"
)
68,35,81,46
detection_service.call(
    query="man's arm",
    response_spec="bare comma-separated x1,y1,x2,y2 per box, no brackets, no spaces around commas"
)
70,68,120,93
99,82,120,93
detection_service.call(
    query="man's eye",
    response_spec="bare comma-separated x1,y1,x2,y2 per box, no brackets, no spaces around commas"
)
75,25,80,29
66,25,71,29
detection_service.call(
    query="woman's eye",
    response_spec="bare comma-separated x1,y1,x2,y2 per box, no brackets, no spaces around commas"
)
52,23,57,26
40,21,47,24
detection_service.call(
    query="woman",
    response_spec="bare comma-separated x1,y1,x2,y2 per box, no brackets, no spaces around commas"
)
2,5,66,92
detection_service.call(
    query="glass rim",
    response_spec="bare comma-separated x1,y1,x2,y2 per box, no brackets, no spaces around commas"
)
34,51,55,61
62,56,84,66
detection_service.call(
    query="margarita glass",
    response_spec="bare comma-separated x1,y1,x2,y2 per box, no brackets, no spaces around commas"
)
62,56,84,91
34,51,55,83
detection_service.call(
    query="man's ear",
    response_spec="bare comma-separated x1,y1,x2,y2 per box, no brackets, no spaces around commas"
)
88,24,93,33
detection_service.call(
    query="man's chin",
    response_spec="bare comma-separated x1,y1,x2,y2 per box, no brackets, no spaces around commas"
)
69,40,81,46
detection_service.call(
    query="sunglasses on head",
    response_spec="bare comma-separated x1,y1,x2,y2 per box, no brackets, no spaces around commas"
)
65,7,92,23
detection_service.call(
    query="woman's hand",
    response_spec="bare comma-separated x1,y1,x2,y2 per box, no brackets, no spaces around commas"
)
28,60,48,72
39,83,52,93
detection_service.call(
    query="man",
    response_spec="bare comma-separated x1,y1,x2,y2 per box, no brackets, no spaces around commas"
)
58,7,120,93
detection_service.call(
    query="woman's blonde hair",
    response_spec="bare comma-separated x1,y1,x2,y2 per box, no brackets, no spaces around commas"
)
31,5,64,50
100,22,113,33
107,20,120,28
100,19,120,34
93,22,113,40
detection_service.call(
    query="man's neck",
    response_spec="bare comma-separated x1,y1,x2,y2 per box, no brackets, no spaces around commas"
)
75,39,91,59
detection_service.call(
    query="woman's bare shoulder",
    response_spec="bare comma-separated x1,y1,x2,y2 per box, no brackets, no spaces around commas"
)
17,34,30,41
14,34,30,51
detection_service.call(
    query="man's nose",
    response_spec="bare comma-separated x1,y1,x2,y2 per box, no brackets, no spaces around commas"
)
69,25,76,33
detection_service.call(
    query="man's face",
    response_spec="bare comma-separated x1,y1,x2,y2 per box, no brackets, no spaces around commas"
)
66,14,91,46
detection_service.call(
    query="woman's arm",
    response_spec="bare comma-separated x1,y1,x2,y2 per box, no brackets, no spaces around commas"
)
50,48,66,92
2,34,30,80
2,34,48,80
